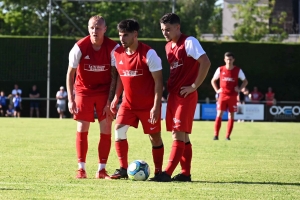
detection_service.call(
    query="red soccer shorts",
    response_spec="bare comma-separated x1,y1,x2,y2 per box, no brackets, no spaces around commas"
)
74,94,108,122
116,104,161,134
165,91,197,133
217,95,237,113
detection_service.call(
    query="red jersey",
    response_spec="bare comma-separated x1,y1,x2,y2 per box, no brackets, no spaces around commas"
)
114,42,162,110
265,92,274,105
219,66,241,96
70,36,118,96
165,34,205,95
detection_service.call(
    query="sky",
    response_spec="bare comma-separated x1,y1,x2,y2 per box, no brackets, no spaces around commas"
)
215,0,223,6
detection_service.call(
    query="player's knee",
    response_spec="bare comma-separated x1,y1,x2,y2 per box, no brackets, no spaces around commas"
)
115,125,129,141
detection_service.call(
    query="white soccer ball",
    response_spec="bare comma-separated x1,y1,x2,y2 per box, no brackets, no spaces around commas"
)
127,160,150,181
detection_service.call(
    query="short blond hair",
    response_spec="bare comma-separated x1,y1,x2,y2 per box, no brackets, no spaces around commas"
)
89,15,106,26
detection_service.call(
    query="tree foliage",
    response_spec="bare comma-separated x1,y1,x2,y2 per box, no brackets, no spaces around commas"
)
0,0,221,38
228,0,288,42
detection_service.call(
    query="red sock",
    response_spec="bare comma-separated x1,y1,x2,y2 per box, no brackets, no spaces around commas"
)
214,117,222,136
165,140,185,176
98,133,111,164
226,119,234,138
76,132,88,163
180,142,192,176
152,145,164,174
115,140,128,169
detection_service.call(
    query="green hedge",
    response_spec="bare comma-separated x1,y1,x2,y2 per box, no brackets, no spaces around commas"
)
0,37,299,117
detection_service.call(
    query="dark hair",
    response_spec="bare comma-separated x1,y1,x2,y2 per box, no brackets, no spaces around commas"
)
159,13,180,25
117,19,139,33
224,52,235,59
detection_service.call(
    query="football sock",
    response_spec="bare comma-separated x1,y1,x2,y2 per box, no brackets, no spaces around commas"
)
98,133,111,165
76,131,88,163
180,142,192,176
98,163,106,172
214,117,222,136
226,119,234,138
152,144,164,174
78,162,85,170
165,140,185,176
115,140,129,169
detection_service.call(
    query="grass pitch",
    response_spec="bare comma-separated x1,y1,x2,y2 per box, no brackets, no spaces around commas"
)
0,118,299,200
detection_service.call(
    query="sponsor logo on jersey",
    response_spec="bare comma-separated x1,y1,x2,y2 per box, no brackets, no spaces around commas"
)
221,77,235,82
120,69,143,76
84,64,109,72
170,59,183,70
173,118,181,123
119,60,123,64
84,55,90,59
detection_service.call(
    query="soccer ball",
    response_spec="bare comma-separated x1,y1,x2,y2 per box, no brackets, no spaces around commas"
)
127,160,150,181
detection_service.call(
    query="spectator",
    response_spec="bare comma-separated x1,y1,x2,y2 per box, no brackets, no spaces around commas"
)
265,87,275,106
13,92,22,117
0,91,7,116
250,86,263,103
5,105,14,117
29,85,40,117
56,86,68,119
12,84,22,97
242,87,251,103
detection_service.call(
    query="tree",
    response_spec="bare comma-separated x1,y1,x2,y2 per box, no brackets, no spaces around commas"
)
176,0,220,38
228,0,288,42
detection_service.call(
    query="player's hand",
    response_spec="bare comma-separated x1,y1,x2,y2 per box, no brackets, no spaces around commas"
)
149,106,160,124
217,88,223,93
103,105,114,122
68,100,78,114
234,86,240,92
180,86,196,98
110,97,119,115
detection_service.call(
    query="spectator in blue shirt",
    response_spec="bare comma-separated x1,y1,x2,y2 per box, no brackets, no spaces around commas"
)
0,91,7,116
13,93,22,117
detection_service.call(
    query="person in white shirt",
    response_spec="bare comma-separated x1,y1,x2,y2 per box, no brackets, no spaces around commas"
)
56,86,68,119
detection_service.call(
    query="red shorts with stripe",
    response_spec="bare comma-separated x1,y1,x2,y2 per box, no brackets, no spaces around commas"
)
166,91,197,133
74,94,108,122
116,104,161,134
217,95,237,113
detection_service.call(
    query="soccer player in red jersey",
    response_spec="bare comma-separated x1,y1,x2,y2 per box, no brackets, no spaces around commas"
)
211,52,248,141
109,19,164,180
66,16,119,179
154,13,211,182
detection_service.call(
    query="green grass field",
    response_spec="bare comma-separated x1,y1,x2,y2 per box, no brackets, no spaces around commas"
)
0,118,299,200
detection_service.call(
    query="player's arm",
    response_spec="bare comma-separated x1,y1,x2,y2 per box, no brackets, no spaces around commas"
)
66,44,81,114
211,68,222,93
181,37,211,98
110,72,123,114
147,49,163,124
66,67,77,113
236,69,248,92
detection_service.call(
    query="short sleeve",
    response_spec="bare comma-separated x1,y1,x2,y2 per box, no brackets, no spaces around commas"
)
111,44,120,67
185,36,206,60
146,49,162,72
238,69,246,80
68,44,82,68
212,68,221,79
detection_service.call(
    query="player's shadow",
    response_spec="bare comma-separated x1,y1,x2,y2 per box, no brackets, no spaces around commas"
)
191,180,300,186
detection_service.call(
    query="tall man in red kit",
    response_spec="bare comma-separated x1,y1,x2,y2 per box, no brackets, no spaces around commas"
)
211,52,248,140
66,15,119,179
154,13,211,182
109,19,164,180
